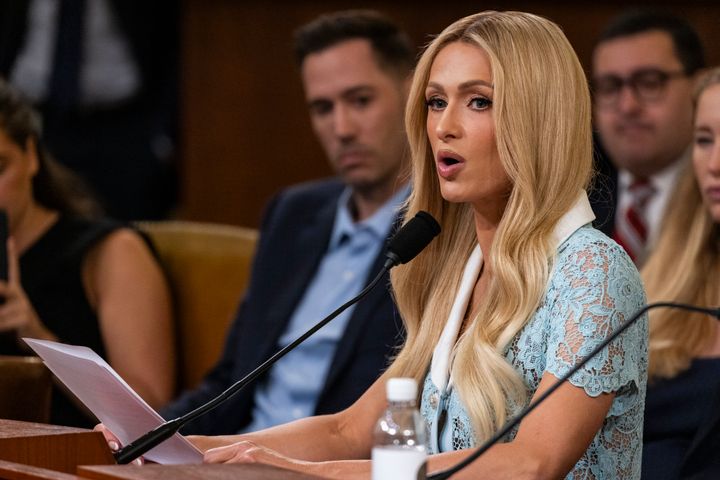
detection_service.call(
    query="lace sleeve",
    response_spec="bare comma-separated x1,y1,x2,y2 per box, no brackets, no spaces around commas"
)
544,234,648,416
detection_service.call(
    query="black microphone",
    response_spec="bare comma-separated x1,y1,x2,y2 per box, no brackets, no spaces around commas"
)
114,211,441,464
427,302,720,480
385,211,441,268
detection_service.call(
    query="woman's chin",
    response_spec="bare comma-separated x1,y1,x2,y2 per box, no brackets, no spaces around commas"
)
439,185,470,205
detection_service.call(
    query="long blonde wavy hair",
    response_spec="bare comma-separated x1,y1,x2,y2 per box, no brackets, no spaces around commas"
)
643,67,720,381
386,11,592,442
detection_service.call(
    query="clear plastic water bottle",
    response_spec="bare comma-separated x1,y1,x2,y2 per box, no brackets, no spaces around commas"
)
371,377,427,480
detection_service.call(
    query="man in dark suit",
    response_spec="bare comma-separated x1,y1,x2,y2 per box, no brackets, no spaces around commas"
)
160,10,414,435
0,0,178,220
590,10,705,265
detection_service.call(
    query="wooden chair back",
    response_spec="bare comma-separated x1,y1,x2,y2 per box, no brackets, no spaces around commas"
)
137,221,258,391
0,356,52,423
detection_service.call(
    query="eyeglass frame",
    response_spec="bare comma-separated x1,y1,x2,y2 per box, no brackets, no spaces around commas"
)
592,68,689,109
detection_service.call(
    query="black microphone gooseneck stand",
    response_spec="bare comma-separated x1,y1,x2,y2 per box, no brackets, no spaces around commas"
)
115,261,392,464
427,302,720,480
114,210,441,464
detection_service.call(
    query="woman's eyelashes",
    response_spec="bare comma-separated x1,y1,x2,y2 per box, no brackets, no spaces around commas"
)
425,95,492,111
468,96,492,110
425,96,446,110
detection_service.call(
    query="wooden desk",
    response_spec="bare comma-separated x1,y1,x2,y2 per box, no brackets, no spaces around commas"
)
0,420,328,479
0,462,328,480
0,459,81,480
0,420,114,474
78,464,327,480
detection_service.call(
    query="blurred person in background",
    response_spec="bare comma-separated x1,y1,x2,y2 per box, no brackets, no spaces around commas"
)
640,67,720,480
0,78,175,427
591,10,705,266
158,10,414,435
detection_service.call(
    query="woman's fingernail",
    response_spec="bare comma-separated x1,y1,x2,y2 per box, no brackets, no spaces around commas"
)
108,441,119,451
133,458,143,466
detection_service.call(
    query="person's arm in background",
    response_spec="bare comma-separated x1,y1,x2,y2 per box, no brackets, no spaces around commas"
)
85,228,175,409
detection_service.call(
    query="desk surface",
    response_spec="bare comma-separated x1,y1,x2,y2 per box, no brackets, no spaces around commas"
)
79,464,327,480
0,419,114,476
0,461,329,480
0,420,330,480
0,459,80,479
0,419,88,437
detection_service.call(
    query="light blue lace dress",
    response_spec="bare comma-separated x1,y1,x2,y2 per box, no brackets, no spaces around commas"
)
420,225,648,479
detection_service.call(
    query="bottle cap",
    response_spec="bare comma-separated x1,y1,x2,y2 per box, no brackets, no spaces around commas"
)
386,377,417,402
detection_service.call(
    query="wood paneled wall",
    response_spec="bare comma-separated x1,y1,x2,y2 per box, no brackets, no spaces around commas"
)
178,1,720,227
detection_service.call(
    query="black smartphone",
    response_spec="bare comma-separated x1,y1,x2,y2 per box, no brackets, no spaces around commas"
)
0,210,7,282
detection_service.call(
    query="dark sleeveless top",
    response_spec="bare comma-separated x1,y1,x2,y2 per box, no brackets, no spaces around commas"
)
0,215,123,427
642,357,720,480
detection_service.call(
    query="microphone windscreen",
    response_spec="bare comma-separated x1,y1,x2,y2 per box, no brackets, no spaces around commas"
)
387,211,441,265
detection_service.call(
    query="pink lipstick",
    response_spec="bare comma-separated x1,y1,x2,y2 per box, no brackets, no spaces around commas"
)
436,150,465,179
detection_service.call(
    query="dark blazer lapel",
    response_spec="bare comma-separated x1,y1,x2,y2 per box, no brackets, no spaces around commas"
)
607,168,618,235
589,153,618,237
257,194,339,359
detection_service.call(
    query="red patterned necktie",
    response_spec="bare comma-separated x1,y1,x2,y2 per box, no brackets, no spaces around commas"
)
613,178,656,266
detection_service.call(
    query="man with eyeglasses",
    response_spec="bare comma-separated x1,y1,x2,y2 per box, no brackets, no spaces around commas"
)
591,10,705,266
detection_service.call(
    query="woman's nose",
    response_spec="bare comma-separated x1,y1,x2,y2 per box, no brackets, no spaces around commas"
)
434,108,460,141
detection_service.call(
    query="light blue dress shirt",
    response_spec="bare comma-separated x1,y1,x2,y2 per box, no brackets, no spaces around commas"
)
241,184,409,433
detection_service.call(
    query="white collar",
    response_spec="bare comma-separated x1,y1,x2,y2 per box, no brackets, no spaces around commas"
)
617,155,687,194
617,158,687,249
430,191,596,390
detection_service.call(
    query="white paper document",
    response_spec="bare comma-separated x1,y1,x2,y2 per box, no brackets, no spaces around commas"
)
24,338,203,465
